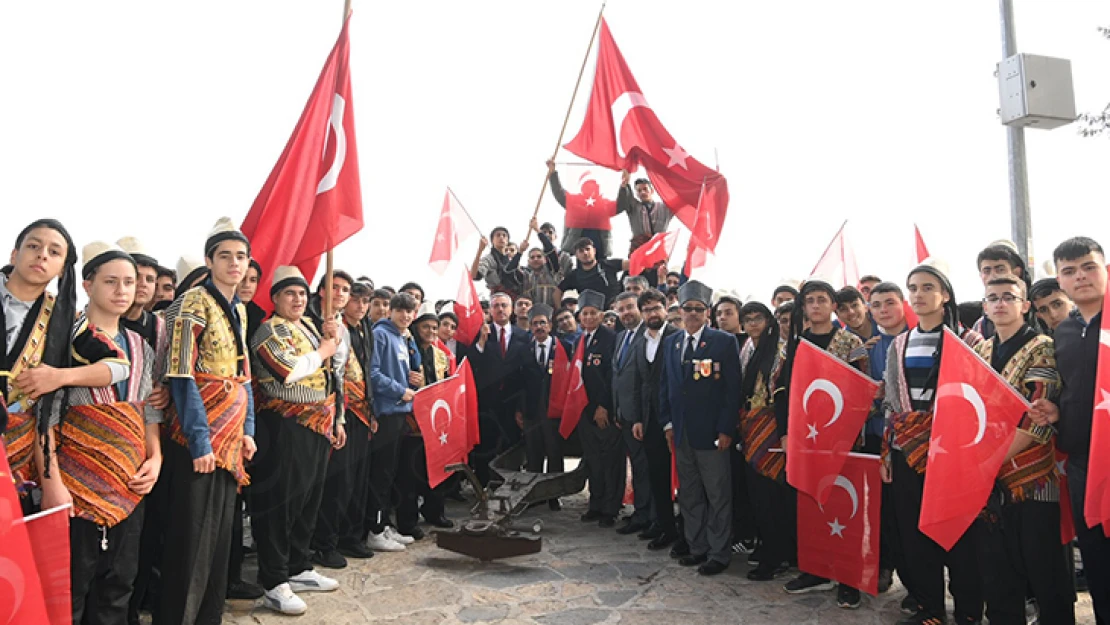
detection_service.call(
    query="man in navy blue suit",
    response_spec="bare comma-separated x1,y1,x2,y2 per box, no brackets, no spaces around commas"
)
659,280,741,576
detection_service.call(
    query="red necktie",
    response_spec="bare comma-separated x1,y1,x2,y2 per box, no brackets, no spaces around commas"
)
499,326,507,357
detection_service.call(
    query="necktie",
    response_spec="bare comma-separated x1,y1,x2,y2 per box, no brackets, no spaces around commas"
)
537,342,547,366
683,334,695,362
618,331,633,368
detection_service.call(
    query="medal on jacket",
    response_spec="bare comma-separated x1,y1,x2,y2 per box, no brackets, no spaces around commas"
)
692,359,701,380
699,359,713,380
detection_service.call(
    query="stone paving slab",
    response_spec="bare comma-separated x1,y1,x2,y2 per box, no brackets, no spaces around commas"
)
207,489,1096,624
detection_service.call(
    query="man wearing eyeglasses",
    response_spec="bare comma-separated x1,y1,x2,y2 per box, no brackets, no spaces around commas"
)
519,304,572,511
659,280,741,576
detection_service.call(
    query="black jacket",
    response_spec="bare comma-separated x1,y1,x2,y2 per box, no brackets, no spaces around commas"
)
466,322,531,412
580,325,617,416
1053,310,1101,467
521,336,574,421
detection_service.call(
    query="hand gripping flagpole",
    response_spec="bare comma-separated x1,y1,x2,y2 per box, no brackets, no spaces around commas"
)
524,1,607,241
324,0,354,321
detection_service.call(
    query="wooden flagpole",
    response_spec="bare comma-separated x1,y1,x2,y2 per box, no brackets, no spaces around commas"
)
524,1,607,241
324,0,354,322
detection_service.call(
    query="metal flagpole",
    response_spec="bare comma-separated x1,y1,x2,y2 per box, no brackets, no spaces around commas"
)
1000,0,1033,271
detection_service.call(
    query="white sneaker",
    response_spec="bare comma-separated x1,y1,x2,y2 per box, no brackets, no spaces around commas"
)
262,583,307,615
288,569,339,593
384,526,415,545
367,531,406,552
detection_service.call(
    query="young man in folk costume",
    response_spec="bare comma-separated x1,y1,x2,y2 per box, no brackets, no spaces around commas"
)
50,242,164,624
881,264,984,625
250,266,344,615
519,303,572,510
1,219,78,514
312,279,377,569
973,242,1034,339
157,218,257,625
150,266,176,312
659,280,741,577
738,302,793,582
972,276,1075,625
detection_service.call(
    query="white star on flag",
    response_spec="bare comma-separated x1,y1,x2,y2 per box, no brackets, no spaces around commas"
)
929,435,947,461
828,517,846,538
439,432,449,445
662,142,690,170
586,196,596,207
1096,389,1110,414
806,423,819,441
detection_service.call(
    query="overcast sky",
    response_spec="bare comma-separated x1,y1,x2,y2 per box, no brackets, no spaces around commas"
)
1,1,1107,305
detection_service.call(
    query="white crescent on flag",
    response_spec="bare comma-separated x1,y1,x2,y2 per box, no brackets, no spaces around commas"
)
610,91,650,160
316,93,347,195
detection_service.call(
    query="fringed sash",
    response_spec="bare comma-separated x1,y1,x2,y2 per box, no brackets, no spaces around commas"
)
167,373,250,486
741,406,784,482
57,401,145,527
343,378,371,429
258,394,335,439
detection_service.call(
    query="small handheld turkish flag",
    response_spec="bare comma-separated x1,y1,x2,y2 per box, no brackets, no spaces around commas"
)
559,337,589,439
628,231,677,277
797,453,882,595
453,268,483,346
547,340,570,418
809,221,860,290
457,358,480,450
412,374,469,488
1085,279,1110,533
428,188,478,275
24,504,72,624
787,339,879,505
919,328,1030,550
0,452,52,624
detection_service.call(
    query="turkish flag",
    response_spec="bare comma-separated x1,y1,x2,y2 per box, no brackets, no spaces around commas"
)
558,336,589,439
628,230,677,277
684,234,711,275
914,224,931,264
787,339,879,504
1085,280,1110,533
458,357,480,450
241,17,363,312
24,505,72,625
564,174,617,230
1056,450,1077,544
810,221,860,289
0,451,51,624
412,374,469,488
919,328,1030,550
563,19,729,251
797,453,882,595
546,339,570,418
453,267,483,346
429,188,478,275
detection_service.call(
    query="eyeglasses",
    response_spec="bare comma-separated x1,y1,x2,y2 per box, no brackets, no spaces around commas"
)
531,320,549,326
681,305,707,313
742,316,766,325
641,305,665,313
984,294,1023,304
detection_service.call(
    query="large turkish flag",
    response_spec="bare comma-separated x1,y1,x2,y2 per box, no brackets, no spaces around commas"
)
412,374,469,488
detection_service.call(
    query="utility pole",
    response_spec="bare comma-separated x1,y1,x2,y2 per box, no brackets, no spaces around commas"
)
1000,0,1034,272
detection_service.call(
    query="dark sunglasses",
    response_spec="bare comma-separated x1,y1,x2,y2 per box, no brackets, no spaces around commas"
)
681,305,707,313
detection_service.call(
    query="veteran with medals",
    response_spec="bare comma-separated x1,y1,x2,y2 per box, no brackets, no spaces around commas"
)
520,303,572,502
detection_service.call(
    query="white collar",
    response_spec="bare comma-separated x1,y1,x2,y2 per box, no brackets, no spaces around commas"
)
683,324,706,345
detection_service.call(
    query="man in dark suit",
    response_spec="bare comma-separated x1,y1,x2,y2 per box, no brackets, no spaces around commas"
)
611,291,652,537
659,280,741,576
518,304,572,511
574,289,622,527
467,292,531,485
629,288,680,550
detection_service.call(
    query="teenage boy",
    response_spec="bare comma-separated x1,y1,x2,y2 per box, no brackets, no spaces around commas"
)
1030,277,1074,333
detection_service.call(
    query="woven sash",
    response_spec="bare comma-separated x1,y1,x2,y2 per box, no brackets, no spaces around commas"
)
343,377,371,429
890,410,933,474
740,406,784,482
3,411,36,488
167,373,250,486
258,394,336,439
57,401,145,527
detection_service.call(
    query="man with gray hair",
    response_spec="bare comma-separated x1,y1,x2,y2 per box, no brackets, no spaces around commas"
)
622,275,649,296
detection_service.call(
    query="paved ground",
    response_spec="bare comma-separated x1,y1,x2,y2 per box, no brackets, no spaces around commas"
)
215,485,1097,625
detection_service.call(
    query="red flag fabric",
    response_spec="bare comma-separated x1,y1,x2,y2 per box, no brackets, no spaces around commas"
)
240,17,363,312
787,339,880,504
628,231,677,277
797,453,882,595
435,338,457,375
1085,279,1110,532
23,505,72,625
684,235,711,275
563,19,729,251
558,337,589,439
810,221,860,289
1056,450,1077,544
0,451,51,624
429,188,478,275
920,328,1031,550
412,374,469,488
914,224,931,263
458,358,480,450
564,174,617,230
546,339,571,418
453,268,483,346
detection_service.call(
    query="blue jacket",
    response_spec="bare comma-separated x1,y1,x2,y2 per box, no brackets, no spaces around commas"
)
864,325,904,436
658,325,741,450
369,318,419,416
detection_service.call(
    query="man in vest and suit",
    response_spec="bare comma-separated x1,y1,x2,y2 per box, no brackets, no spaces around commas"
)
611,291,653,537
518,303,572,511
629,288,681,551
659,280,741,576
468,291,531,485
574,289,622,527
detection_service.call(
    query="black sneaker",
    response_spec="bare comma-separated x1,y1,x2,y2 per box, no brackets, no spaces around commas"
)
746,562,788,581
895,611,947,625
836,585,861,609
877,568,893,593
311,549,347,570
337,541,375,559
900,594,922,615
783,573,835,594
226,579,264,600
731,538,757,554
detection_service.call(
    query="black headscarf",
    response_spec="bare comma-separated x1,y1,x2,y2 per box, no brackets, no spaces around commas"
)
739,302,779,407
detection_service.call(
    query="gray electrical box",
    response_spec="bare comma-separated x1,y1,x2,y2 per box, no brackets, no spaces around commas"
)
997,53,1077,129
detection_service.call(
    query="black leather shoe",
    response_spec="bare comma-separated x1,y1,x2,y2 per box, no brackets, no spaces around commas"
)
580,510,603,522
399,526,425,541
338,542,375,559
548,499,562,511
678,554,708,567
698,560,729,576
226,579,264,600
669,541,690,558
647,533,678,551
616,519,649,535
638,525,663,540
311,549,347,570
598,516,617,528
746,563,788,581
425,516,454,529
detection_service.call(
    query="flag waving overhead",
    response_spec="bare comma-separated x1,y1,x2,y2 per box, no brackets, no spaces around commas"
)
241,17,363,310
787,340,879,504
810,221,860,289
628,230,677,277
919,328,1030,550
563,19,729,251
453,267,483,346
914,224,931,264
1085,279,1110,533
429,188,478,275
